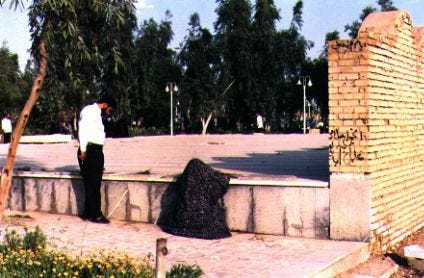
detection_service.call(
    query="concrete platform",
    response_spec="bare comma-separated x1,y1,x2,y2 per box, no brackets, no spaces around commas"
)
2,133,329,181
1,211,369,278
0,134,371,276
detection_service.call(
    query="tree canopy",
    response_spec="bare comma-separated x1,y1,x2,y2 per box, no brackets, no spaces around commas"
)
1,0,339,135
345,0,397,38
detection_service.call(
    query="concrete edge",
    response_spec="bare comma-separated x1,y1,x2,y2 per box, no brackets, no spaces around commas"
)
19,134,73,143
12,171,329,188
310,243,370,278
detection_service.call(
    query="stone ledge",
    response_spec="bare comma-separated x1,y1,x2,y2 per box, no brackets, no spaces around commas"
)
13,171,329,188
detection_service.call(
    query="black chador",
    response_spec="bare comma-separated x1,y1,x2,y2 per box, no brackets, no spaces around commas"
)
160,159,231,239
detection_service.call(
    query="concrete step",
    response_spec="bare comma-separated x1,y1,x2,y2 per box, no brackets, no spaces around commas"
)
335,255,399,278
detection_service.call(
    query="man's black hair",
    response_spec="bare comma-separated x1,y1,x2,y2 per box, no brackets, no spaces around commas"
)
98,95,117,108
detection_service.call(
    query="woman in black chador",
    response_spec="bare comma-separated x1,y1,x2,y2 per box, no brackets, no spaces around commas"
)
160,158,231,239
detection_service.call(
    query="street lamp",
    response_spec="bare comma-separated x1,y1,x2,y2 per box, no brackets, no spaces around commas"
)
165,82,178,136
297,76,312,134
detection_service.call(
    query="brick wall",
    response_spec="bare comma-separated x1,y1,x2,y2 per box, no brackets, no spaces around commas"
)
328,11,424,252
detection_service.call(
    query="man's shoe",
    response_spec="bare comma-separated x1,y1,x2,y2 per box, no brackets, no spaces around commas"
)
90,215,110,224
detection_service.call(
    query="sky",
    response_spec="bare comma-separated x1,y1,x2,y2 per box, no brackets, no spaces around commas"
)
0,0,423,70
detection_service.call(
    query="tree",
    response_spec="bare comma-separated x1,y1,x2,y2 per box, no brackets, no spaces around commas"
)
344,6,376,38
0,44,24,116
345,0,397,38
27,0,137,133
0,0,137,221
251,0,281,129
133,11,181,132
378,0,396,11
318,30,340,58
214,0,253,130
290,0,303,30
178,13,222,134
273,0,313,131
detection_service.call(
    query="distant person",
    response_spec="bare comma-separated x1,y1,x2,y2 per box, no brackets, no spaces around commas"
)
70,105,78,139
256,113,264,132
102,107,115,137
1,113,12,143
59,106,77,138
77,95,116,224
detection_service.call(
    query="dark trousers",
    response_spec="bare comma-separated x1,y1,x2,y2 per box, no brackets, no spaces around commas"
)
78,143,104,219
3,133,11,143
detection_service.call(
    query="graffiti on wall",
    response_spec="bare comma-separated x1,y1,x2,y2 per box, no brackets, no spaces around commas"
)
331,39,367,52
329,128,365,166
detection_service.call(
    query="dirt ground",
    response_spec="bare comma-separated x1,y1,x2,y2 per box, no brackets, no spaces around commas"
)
339,228,424,277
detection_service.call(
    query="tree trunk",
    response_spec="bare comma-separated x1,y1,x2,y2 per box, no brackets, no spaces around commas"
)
201,113,213,135
0,41,47,221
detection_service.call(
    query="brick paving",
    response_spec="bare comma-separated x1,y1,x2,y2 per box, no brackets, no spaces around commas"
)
1,133,329,181
1,211,366,278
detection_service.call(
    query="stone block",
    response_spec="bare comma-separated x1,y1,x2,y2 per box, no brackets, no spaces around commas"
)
52,179,73,215
284,188,317,238
38,181,54,212
315,188,330,239
404,245,424,259
224,186,252,232
105,182,128,220
8,179,24,211
253,186,285,235
69,179,84,216
330,173,371,241
23,179,41,211
127,182,149,222
148,183,170,223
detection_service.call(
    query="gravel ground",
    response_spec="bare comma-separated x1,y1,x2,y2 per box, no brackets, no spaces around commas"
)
339,228,424,277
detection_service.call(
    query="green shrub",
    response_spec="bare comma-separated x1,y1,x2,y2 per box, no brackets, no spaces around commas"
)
3,229,23,252
23,226,46,252
0,227,203,277
166,264,204,278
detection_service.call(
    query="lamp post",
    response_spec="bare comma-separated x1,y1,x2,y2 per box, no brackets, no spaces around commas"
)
165,82,178,136
297,76,312,134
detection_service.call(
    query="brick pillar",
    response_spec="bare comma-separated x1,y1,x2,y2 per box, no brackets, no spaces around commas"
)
328,37,371,241
329,11,424,251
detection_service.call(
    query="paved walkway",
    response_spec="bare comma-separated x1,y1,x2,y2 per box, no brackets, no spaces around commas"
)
0,134,329,181
1,211,367,278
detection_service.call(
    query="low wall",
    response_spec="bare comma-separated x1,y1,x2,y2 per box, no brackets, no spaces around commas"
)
8,171,329,239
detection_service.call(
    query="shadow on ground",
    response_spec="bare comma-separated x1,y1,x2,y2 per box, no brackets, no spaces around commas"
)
210,147,329,182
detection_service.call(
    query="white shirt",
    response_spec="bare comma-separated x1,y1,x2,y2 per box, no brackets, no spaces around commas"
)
1,117,12,133
256,115,264,129
78,103,105,152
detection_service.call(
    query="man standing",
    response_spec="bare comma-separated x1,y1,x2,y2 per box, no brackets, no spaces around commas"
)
77,96,116,223
256,112,264,132
1,113,12,143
